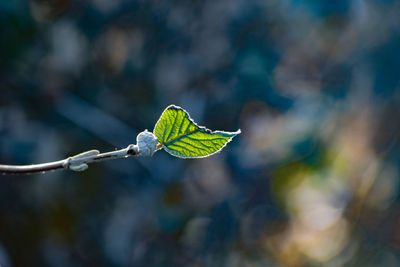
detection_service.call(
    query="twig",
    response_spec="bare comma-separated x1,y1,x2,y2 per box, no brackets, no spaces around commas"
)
0,129,159,175
0,144,139,175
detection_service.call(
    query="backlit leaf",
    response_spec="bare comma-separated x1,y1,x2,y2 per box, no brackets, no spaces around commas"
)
153,105,240,158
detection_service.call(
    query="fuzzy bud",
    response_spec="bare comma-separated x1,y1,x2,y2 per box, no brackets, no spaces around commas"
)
136,130,158,156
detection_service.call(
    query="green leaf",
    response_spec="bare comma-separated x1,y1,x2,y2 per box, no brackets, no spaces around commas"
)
153,105,241,158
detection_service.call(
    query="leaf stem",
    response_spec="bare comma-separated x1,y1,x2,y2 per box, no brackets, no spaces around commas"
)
0,144,139,175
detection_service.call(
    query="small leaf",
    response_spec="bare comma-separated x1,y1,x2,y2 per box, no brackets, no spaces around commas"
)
153,105,241,158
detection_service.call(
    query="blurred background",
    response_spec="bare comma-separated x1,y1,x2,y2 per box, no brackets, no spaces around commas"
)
0,0,399,266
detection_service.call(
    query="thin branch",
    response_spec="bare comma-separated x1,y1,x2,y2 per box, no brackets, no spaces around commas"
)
0,144,139,175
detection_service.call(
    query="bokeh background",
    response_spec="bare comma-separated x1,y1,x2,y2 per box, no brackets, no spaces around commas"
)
1,0,400,266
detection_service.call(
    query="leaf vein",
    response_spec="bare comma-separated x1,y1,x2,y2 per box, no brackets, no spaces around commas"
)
177,139,209,152
166,112,178,142
168,143,195,154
